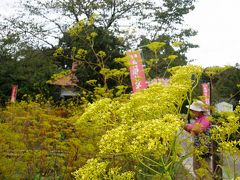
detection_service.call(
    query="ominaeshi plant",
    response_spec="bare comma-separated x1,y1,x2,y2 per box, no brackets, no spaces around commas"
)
0,101,93,179
73,65,203,179
211,104,240,179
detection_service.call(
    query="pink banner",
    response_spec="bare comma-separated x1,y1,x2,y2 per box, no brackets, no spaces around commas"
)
127,51,147,93
202,83,210,114
202,83,210,105
11,84,18,102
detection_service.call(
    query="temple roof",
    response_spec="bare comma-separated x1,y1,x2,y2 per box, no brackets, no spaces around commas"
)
49,72,78,87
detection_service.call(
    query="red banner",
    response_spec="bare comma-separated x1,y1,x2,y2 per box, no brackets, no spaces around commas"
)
202,83,210,114
11,84,18,102
202,83,210,105
127,51,147,93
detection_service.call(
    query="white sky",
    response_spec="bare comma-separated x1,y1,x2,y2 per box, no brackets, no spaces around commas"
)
185,0,240,67
1,0,240,67
0,0,17,16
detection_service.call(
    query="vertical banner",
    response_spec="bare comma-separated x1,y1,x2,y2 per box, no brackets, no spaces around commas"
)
11,84,18,102
202,83,210,113
127,51,147,93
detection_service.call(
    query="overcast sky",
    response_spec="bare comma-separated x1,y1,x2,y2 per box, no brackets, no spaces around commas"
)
185,0,240,67
1,0,240,67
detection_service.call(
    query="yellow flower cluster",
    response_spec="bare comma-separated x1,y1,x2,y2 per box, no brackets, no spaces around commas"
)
169,65,203,89
68,20,85,37
76,98,121,129
73,158,108,179
219,141,240,156
74,65,204,178
73,158,134,180
211,102,240,178
212,111,239,141
99,114,183,158
145,41,166,53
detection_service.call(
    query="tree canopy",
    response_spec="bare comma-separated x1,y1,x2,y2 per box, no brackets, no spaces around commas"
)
1,0,197,48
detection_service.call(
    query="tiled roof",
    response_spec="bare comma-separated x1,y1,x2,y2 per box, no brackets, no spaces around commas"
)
50,72,78,86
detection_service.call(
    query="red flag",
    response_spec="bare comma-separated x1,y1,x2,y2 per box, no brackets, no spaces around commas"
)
11,84,18,102
127,51,147,93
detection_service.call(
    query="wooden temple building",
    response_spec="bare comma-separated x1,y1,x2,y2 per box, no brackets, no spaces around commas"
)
49,62,79,97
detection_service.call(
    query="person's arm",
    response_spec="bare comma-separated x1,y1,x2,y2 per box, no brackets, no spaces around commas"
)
184,124,193,133
184,123,201,135
190,117,211,135
191,123,204,135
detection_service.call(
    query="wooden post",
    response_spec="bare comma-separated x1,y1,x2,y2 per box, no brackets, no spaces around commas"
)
202,82,222,179
208,82,222,179
212,137,223,179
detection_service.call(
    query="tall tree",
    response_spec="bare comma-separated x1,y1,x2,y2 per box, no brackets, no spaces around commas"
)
51,18,131,100
0,33,22,105
212,66,240,106
1,0,197,49
0,34,59,104
138,32,198,79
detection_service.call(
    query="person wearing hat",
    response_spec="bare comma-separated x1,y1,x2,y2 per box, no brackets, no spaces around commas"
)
184,100,212,179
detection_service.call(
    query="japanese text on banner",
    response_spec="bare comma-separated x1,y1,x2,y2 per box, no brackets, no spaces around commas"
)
127,51,147,93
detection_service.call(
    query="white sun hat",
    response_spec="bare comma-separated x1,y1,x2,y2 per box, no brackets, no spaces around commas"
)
186,100,208,112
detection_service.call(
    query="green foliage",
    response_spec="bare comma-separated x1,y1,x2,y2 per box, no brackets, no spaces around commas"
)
0,123,26,179
139,36,192,79
53,17,131,101
200,66,240,105
212,67,240,105
0,36,59,105
53,47,64,57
